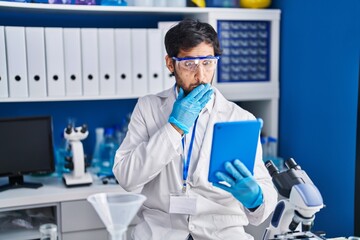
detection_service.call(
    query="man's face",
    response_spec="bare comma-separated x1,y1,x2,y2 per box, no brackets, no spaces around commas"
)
166,42,217,95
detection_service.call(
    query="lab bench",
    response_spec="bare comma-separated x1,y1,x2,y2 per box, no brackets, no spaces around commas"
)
0,175,124,240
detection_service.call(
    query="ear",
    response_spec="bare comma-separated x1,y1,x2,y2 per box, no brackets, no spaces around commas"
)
165,55,174,73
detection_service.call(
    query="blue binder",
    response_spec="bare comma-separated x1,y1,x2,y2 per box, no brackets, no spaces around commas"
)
208,119,262,183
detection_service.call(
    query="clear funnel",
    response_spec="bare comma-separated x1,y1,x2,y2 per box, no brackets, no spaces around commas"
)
87,192,146,240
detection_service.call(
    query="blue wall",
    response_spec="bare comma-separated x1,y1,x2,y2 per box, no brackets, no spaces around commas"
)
272,0,360,237
0,100,137,159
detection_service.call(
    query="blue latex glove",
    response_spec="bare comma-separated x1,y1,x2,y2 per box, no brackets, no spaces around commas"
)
169,84,213,134
213,159,263,209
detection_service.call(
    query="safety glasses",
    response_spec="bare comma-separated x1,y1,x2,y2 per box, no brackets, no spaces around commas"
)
172,56,220,72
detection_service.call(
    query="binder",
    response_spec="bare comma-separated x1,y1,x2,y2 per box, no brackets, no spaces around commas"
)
81,28,99,96
5,26,28,98
45,27,66,97
25,27,47,98
63,28,82,96
0,26,8,98
115,28,132,96
147,29,163,94
159,26,177,90
131,29,148,96
98,28,116,96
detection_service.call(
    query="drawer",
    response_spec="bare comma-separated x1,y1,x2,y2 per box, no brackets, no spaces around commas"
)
60,200,104,232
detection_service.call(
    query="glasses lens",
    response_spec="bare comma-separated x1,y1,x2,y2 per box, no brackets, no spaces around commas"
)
177,58,218,72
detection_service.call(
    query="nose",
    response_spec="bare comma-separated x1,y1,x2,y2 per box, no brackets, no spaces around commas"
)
194,64,208,84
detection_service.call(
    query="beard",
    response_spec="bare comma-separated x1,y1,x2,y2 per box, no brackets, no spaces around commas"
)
173,69,214,96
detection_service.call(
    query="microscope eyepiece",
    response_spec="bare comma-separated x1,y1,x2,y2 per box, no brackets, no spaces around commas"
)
285,158,301,170
65,124,72,134
265,160,279,177
80,124,88,133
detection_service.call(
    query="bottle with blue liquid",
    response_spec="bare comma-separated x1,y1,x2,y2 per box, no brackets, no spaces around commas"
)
98,127,118,176
54,132,71,176
91,127,104,174
100,0,127,6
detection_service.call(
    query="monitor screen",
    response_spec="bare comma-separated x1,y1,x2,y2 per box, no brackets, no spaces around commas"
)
0,116,55,191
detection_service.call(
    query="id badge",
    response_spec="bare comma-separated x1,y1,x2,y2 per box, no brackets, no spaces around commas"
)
169,194,197,215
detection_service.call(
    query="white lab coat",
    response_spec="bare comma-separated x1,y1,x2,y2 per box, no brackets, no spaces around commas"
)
113,87,277,240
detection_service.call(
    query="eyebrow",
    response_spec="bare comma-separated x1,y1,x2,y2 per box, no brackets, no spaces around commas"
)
181,55,215,58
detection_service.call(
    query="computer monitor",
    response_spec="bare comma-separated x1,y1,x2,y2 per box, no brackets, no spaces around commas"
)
0,116,55,192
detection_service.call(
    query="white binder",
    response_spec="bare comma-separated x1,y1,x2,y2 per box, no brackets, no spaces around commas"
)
131,29,148,96
98,28,116,96
161,28,175,90
25,27,47,98
115,28,132,96
81,28,99,96
45,27,65,97
5,26,28,98
147,29,163,94
0,26,8,98
63,28,82,96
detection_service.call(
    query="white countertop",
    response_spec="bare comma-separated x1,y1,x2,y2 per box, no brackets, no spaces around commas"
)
0,174,124,210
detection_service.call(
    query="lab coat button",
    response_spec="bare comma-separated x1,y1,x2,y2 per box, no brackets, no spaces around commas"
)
189,225,195,231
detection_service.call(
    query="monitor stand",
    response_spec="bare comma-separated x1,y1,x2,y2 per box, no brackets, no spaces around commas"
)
0,175,42,192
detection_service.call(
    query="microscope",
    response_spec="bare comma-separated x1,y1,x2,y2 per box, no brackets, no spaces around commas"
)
263,158,325,240
62,124,93,187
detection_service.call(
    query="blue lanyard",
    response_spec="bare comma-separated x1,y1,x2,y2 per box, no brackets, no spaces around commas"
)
181,117,198,192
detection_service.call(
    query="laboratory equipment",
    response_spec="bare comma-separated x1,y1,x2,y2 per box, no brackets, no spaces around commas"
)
261,136,285,171
54,132,71,175
91,127,105,174
98,127,118,176
62,124,93,187
0,116,55,192
206,0,239,7
263,158,325,240
87,192,146,240
39,223,58,240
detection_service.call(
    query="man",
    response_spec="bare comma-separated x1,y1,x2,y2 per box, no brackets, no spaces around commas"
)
113,19,277,240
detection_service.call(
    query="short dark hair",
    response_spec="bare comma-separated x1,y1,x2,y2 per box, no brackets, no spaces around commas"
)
164,19,222,57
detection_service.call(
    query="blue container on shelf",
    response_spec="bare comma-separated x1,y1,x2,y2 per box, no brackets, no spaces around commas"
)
206,0,238,7
75,0,96,5
100,0,127,5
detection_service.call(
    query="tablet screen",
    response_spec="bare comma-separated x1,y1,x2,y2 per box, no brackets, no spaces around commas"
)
208,119,262,183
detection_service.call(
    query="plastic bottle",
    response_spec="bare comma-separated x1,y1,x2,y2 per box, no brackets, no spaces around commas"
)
263,136,285,171
114,124,126,147
54,133,71,176
39,223,58,240
98,128,118,176
133,0,153,7
91,127,104,174
100,0,127,6
167,0,186,7
206,0,238,7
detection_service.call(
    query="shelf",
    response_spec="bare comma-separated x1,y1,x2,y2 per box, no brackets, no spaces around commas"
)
0,85,278,103
0,94,139,103
0,1,280,17
0,228,41,240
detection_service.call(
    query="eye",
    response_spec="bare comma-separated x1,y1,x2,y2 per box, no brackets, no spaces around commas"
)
184,60,196,67
202,60,212,66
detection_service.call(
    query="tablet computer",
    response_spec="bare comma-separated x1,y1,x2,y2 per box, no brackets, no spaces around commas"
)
208,119,262,184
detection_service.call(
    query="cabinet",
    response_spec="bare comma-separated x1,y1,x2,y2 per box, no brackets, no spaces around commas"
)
0,175,124,240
